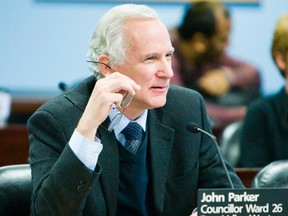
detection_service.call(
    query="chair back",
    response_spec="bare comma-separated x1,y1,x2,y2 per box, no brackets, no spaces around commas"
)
0,164,31,216
252,160,288,188
219,120,243,167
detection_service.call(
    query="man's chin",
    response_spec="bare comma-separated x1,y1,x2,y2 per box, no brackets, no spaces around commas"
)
149,98,167,109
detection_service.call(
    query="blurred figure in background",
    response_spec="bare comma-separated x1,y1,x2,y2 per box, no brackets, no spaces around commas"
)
239,13,288,168
170,1,261,128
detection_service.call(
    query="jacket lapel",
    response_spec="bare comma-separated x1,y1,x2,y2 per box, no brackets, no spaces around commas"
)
148,109,175,212
63,76,95,113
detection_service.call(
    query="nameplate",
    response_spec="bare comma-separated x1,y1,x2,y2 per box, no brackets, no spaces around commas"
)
197,188,288,216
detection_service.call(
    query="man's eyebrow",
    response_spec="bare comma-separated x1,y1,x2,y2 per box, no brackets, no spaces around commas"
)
144,52,158,58
143,49,175,59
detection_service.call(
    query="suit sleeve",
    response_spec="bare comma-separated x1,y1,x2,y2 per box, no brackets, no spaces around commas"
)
28,109,101,216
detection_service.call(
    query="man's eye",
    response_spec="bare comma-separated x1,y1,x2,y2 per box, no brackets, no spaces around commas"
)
166,53,173,60
145,56,156,61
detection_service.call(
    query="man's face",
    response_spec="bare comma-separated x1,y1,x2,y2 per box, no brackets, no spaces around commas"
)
204,13,231,62
115,19,174,112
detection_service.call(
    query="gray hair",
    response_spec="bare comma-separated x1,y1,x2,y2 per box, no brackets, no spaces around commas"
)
87,4,160,79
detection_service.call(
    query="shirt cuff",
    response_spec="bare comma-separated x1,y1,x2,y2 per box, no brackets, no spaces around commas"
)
69,129,103,170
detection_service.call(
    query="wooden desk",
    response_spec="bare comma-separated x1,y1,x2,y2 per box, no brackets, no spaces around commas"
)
235,168,260,188
0,125,29,166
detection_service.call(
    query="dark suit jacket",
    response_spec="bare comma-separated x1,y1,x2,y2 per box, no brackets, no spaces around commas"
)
28,76,243,216
239,87,288,167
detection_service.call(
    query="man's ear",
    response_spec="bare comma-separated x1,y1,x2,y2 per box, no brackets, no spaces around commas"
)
98,55,113,77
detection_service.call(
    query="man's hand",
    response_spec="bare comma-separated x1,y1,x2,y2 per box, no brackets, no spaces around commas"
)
76,72,140,140
198,69,230,97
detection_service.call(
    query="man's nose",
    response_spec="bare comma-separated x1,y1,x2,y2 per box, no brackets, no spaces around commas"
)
157,59,173,79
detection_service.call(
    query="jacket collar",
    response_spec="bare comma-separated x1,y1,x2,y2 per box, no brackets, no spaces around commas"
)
63,75,96,113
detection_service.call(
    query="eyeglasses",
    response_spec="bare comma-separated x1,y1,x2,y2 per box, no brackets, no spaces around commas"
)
107,92,133,132
86,59,134,132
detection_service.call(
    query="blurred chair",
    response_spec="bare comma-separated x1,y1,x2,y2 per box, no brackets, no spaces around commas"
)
252,160,288,188
0,164,31,216
219,120,244,167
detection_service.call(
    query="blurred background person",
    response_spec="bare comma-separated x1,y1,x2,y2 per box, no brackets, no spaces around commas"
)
170,1,261,128
238,13,288,168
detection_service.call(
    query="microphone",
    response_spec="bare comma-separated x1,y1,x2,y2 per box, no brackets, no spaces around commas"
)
58,82,69,92
186,122,235,189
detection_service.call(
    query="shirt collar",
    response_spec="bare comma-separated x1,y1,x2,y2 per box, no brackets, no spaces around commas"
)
109,105,147,137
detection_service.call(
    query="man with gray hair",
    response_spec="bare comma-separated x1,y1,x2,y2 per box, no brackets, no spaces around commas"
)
28,4,243,215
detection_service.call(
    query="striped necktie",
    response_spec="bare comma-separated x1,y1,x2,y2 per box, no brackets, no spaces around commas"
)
121,122,144,154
